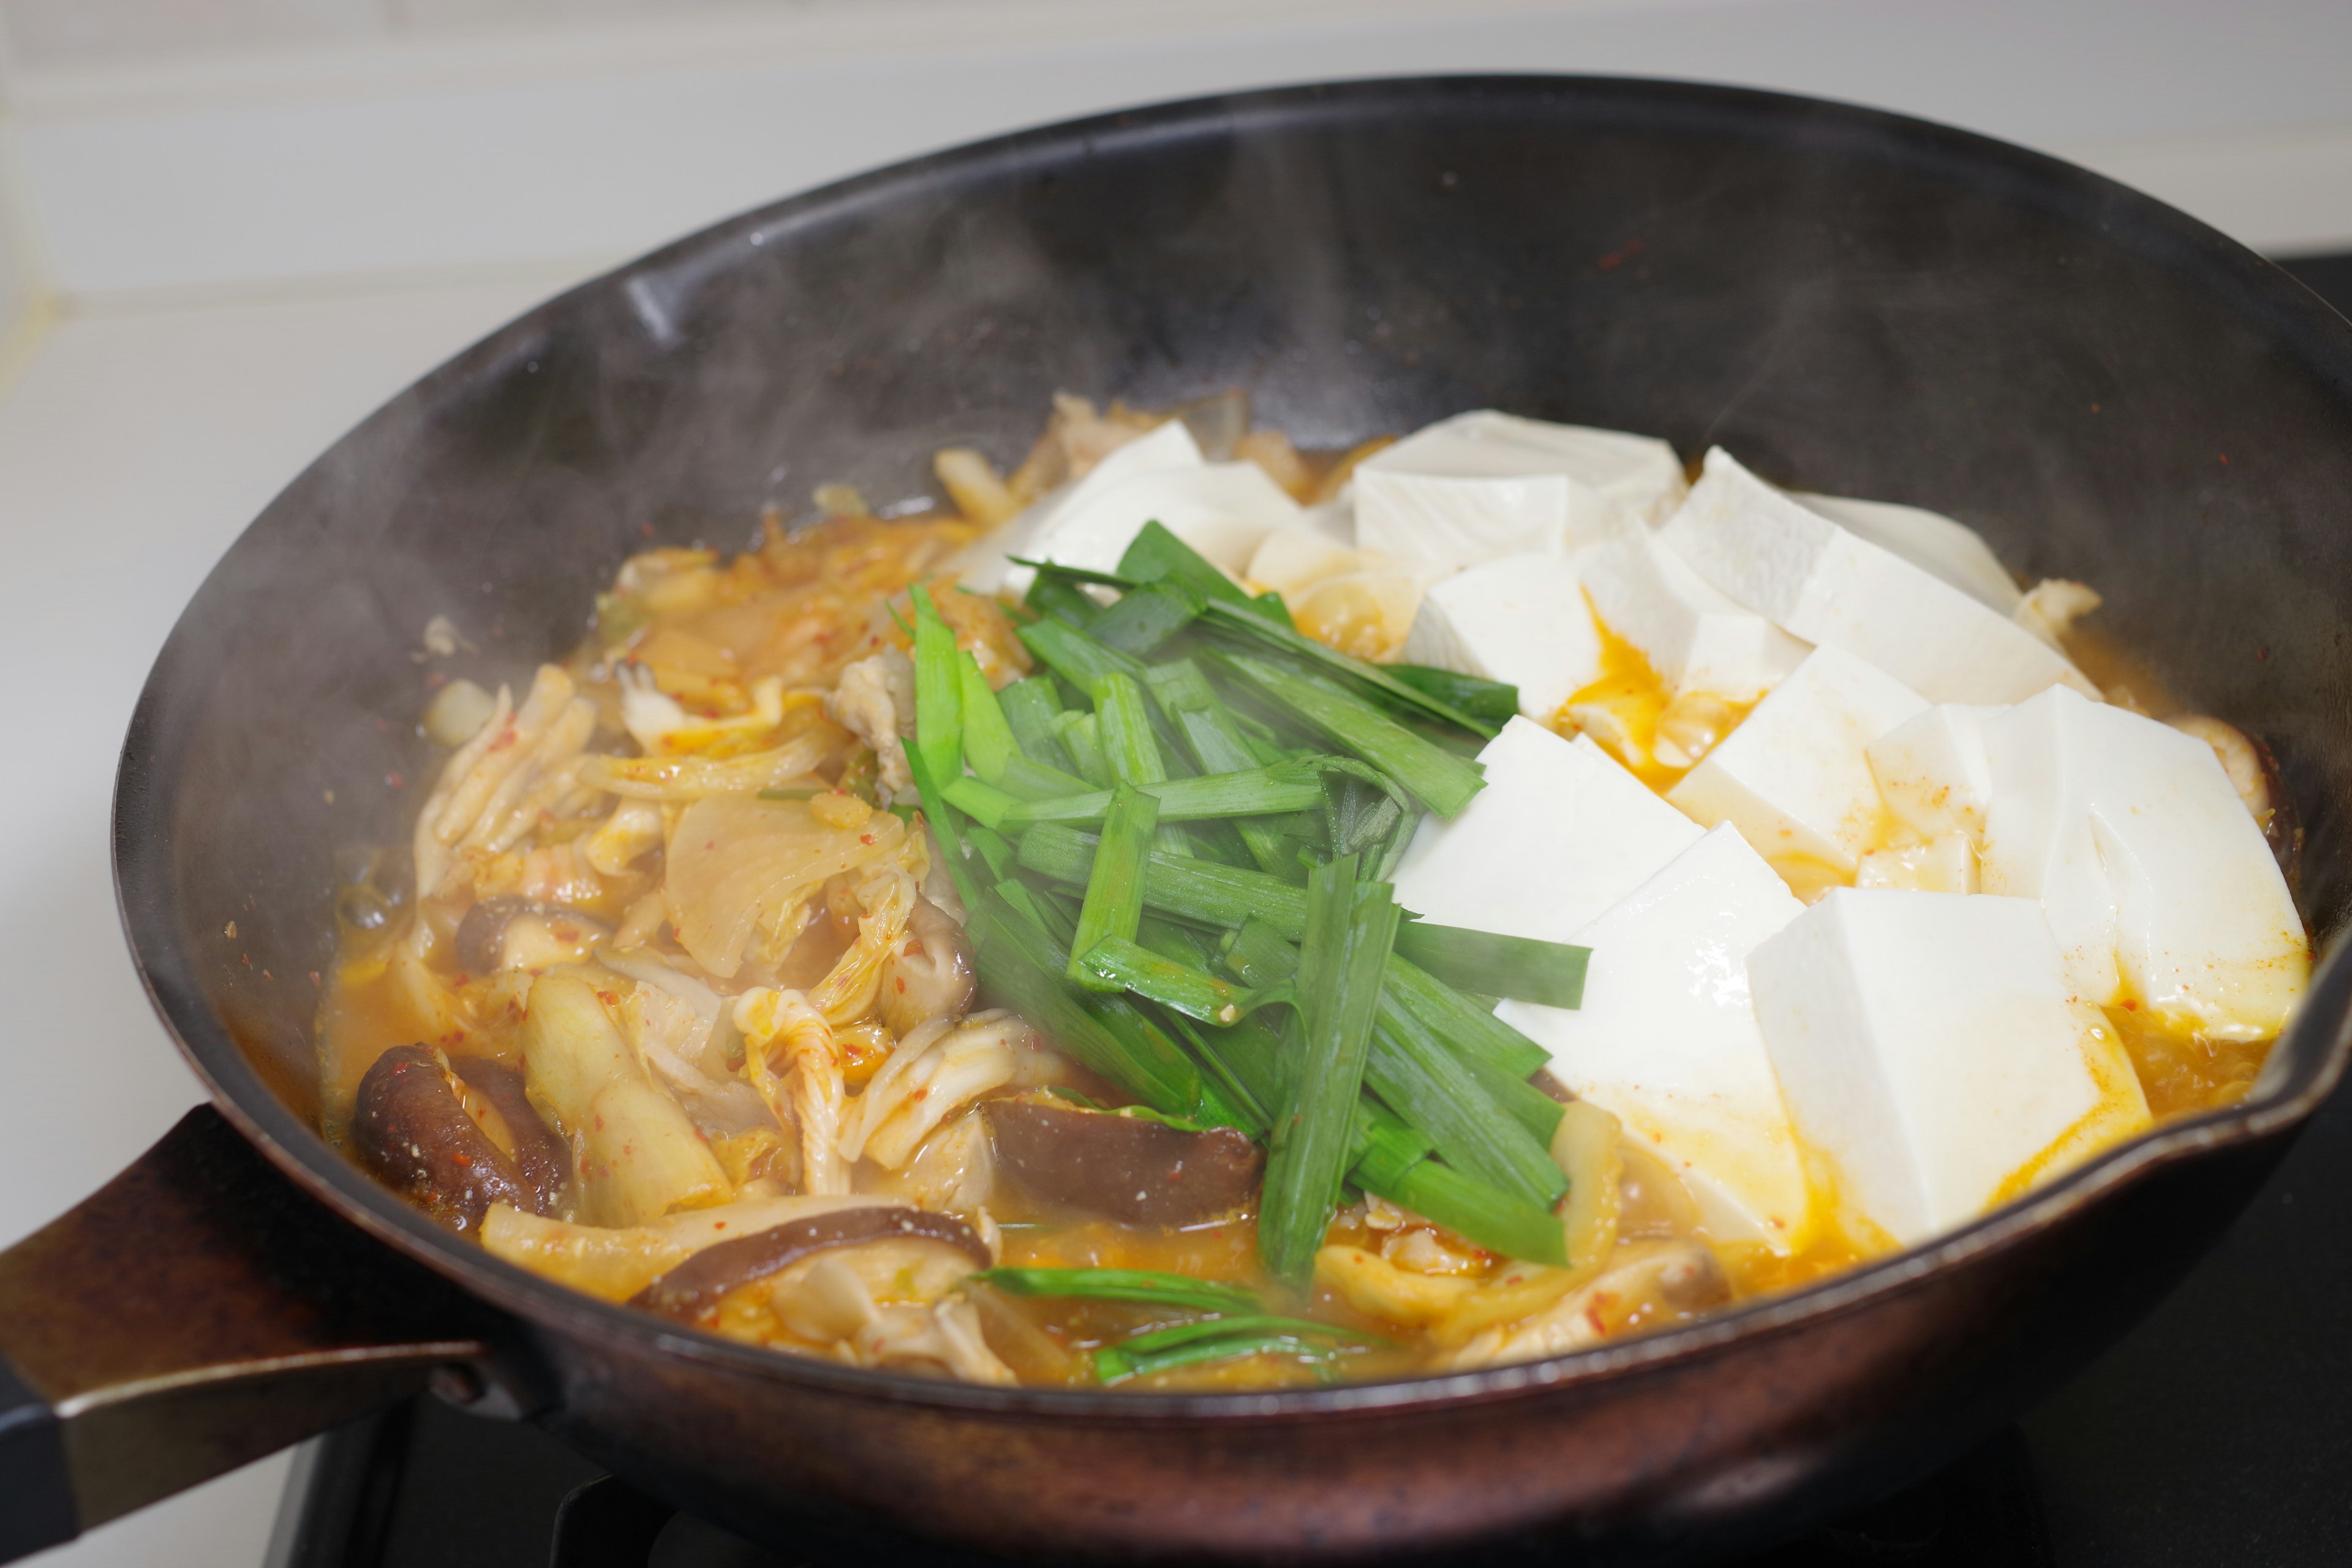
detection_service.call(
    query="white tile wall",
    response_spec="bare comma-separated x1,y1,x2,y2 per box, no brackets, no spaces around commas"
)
1,0,386,68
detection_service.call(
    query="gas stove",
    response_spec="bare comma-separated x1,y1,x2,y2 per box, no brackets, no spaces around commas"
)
267,254,2352,1568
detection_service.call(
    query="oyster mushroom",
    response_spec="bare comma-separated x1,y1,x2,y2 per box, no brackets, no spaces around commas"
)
876,895,977,1035
351,1044,565,1231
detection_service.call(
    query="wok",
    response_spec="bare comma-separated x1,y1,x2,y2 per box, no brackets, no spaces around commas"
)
2,74,2349,1565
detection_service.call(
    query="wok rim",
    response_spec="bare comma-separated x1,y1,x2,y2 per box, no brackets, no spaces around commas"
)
111,70,2352,1423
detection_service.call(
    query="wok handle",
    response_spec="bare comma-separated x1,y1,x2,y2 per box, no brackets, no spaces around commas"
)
0,1106,503,1563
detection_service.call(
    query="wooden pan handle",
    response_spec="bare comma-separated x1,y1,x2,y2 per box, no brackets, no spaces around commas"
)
0,1106,500,1562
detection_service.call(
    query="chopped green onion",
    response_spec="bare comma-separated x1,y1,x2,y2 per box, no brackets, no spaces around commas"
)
1382,954,1553,1079
1385,664,1520,728
1261,854,1400,1284
1017,616,1148,701
1091,579,1207,656
1115,521,1259,611
900,743,981,915
996,752,1095,800
1053,710,1112,786
1362,1156,1568,1268
997,764,1327,829
956,652,1017,785
1215,653,1487,820
942,775,1019,830
908,583,965,786
967,885,1224,1120
1018,824,1308,937
1024,568,1104,630
1077,935,1261,1025
968,1267,1257,1314
998,677,1074,772
1368,1001,1566,1208
1392,921,1590,1010
1066,785,1158,991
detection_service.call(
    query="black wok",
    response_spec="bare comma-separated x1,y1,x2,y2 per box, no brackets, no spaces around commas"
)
2,74,2350,1565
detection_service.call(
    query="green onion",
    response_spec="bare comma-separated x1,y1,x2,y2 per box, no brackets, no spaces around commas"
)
965,824,1017,881
1118,1313,1381,1352
1459,1053,1568,1145
900,744,981,915
1091,579,1207,656
1261,854,1400,1284
1017,824,1308,937
1166,1014,1276,1133
1385,664,1520,728
992,877,1053,934
1115,521,1260,612
1094,1335,1330,1383
967,885,1223,1121
1253,590,1295,629
1053,710,1112,786
1066,785,1158,991
997,764,1328,829
998,677,1074,772
1198,598,1497,737
1093,1313,1382,1382
1362,1157,1567,1268
908,583,965,785
1077,935,1261,1025
1382,954,1553,1079
1024,567,1104,630
1017,616,1148,701
996,752,1095,800
1368,1002,1566,1208
1392,921,1590,1010
1095,672,1198,859
1215,653,1487,820
968,1267,1257,1314
956,652,1016,785
942,775,1019,830
1148,658,1319,881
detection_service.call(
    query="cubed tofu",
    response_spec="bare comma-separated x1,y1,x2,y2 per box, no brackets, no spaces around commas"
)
1398,552,1603,720
1855,833,1979,894
985,419,1202,595
1580,529,1811,701
1499,824,1814,1252
1749,889,2152,1246
1354,411,1687,572
1392,717,1702,941
1667,647,1929,876
1795,492,2023,614
1866,703,2006,842
1980,685,2308,1039
1660,448,2097,705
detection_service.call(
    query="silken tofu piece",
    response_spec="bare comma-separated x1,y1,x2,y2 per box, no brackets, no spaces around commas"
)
1398,552,1603,720
1667,647,1929,876
1980,685,2308,1040
1354,411,1687,572
1865,703,2005,842
1580,529,1811,701
992,419,1203,594
1392,718,1702,942
1794,491,2023,614
1499,824,1814,1252
1749,889,2152,1246
1659,448,2097,705
1012,462,1303,595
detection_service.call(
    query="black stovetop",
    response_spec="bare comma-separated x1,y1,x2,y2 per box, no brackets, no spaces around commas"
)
269,253,2352,1568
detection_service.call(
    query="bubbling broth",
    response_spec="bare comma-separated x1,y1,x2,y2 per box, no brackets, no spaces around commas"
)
322,394,2307,1389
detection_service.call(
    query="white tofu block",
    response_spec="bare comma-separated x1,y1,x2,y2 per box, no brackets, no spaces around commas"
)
1500,825,1814,1252
1855,833,1978,894
1013,461,1302,596
1866,703,2006,842
1392,718,1702,942
1354,411,1687,572
1981,686,2309,1039
1667,647,1929,876
981,420,1204,594
1580,529,1811,702
1749,889,2151,1246
1399,553,1603,720
1796,492,2022,614
1660,448,2097,705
